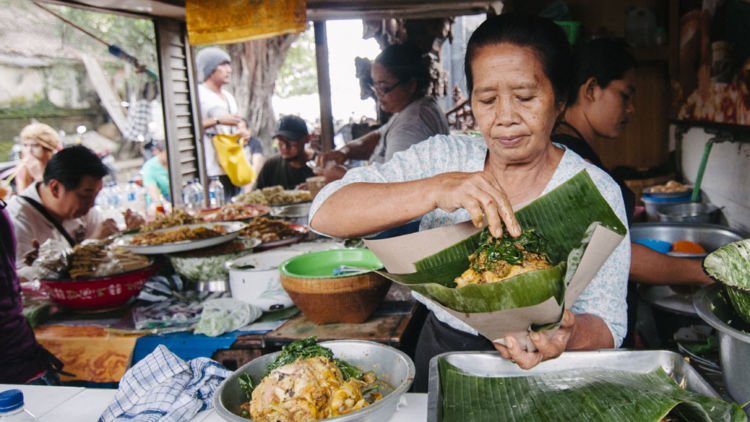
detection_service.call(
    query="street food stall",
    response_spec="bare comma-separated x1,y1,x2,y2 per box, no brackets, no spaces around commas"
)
5,1,750,422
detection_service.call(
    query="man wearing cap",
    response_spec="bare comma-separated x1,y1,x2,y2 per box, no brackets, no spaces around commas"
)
254,115,315,190
196,47,250,199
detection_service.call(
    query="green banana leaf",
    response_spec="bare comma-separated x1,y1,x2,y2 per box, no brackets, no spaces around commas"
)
377,170,627,313
704,239,750,323
438,358,747,422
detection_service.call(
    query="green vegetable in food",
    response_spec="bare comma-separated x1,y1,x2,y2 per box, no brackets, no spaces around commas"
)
472,227,549,269
266,337,363,380
238,373,256,400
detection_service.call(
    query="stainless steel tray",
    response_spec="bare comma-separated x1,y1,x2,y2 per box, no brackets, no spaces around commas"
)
427,350,720,422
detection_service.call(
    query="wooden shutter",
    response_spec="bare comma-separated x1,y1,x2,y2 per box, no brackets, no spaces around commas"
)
154,18,205,206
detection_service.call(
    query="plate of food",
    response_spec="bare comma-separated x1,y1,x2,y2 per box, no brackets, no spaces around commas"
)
643,180,693,198
199,203,271,222
116,222,246,255
238,216,308,249
233,185,312,206
139,209,198,232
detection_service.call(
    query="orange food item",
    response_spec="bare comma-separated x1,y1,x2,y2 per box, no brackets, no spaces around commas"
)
671,240,706,254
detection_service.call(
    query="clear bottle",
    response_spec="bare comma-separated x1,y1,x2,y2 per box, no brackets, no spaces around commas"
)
207,176,225,209
125,181,147,218
192,178,205,210
182,180,197,215
0,389,37,421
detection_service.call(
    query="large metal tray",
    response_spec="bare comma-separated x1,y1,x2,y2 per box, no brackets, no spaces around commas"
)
116,222,245,255
427,350,720,422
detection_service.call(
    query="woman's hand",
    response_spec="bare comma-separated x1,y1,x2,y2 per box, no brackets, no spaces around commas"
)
430,171,521,238
317,150,348,166
216,114,243,127
493,310,575,369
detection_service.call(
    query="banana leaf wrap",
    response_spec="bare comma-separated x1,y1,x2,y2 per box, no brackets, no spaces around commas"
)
377,170,627,313
703,239,750,323
438,358,747,422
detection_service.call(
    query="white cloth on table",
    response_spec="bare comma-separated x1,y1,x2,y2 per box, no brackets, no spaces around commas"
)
310,134,631,347
99,345,231,422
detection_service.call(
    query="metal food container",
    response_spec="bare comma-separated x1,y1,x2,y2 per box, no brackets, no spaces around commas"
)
214,340,415,422
427,350,722,422
657,202,722,224
694,284,750,406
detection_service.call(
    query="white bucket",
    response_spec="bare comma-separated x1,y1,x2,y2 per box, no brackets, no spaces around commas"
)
225,249,301,311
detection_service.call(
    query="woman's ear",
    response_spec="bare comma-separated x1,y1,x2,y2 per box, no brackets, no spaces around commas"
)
582,77,599,102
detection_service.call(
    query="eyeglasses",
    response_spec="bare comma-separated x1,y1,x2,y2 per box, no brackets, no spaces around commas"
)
369,80,403,96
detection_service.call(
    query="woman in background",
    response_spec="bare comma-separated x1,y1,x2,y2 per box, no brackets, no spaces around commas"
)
317,43,449,181
553,38,712,347
15,123,61,193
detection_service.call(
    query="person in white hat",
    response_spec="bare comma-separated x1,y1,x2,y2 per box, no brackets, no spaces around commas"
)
15,123,62,193
196,47,250,199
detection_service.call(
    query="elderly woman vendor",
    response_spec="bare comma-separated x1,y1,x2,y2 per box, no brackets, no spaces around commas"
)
309,14,630,391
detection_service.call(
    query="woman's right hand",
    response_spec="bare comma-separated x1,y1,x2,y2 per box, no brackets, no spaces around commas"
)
429,171,521,238
316,150,347,166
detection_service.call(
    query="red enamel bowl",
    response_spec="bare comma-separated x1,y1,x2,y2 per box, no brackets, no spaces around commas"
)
40,265,155,311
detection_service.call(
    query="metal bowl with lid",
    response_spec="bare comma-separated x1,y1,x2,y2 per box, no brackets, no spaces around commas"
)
694,284,750,406
213,340,415,422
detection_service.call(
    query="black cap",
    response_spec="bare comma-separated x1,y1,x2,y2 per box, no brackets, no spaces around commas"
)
273,115,308,141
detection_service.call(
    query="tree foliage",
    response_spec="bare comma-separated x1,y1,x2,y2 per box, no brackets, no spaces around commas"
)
275,26,318,98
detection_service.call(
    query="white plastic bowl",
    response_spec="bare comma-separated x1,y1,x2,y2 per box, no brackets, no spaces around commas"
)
225,249,301,311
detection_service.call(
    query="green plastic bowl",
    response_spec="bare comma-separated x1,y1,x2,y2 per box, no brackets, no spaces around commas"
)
280,248,383,278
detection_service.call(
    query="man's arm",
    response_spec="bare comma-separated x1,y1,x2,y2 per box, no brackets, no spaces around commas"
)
630,243,712,285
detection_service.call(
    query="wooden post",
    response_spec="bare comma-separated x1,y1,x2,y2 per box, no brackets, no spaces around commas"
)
314,21,334,152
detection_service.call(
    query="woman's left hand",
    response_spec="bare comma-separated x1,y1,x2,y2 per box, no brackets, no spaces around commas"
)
493,310,575,369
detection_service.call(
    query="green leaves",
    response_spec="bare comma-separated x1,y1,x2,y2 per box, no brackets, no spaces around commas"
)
438,359,747,422
264,336,364,381
377,170,626,313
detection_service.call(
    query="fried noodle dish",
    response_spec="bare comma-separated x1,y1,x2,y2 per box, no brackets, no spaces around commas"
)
240,216,303,243
130,225,226,246
454,227,552,288
202,204,265,222
141,209,196,232
238,337,382,422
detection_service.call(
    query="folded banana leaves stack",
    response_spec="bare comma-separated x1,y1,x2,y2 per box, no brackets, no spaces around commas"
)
438,358,747,422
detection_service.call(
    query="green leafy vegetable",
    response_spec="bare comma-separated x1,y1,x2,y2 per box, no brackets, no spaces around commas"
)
238,373,256,400
265,337,363,380
472,227,549,268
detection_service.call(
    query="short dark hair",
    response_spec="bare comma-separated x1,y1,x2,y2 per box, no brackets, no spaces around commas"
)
567,38,636,105
375,43,431,97
464,14,572,105
43,145,109,189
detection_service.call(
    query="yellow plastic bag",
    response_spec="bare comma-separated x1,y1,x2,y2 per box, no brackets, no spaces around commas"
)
212,133,256,186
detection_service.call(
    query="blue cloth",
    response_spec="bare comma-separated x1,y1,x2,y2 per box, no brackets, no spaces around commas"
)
132,331,241,365
100,344,231,422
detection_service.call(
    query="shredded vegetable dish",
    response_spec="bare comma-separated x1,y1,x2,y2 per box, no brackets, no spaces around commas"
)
234,185,312,206
239,337,382,422
130,225,226,246
454,227,552,288
202,204,266,222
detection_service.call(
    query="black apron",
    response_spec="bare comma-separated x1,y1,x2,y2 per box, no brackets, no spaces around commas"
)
413,311,495,393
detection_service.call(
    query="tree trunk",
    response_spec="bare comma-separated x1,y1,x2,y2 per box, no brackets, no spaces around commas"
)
228,34,298,151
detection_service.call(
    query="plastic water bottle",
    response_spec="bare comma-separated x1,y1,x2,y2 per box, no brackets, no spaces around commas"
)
0,389,37,421
182,180,197,214
208,176,225,209
125,181,147,218
192,178,205,210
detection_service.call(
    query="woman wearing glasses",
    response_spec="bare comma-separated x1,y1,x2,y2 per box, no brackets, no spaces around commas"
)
14,123,62,193
317,43,449,181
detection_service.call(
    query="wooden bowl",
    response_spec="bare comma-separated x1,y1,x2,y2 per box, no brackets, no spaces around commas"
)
279,248,391,324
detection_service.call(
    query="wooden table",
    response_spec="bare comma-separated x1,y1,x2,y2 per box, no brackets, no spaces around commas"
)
214,300,425,370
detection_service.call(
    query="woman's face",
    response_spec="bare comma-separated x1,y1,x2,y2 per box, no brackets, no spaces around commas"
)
21,140,53,162
588,69,636,139
470,43,563,164
371,62,416,114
